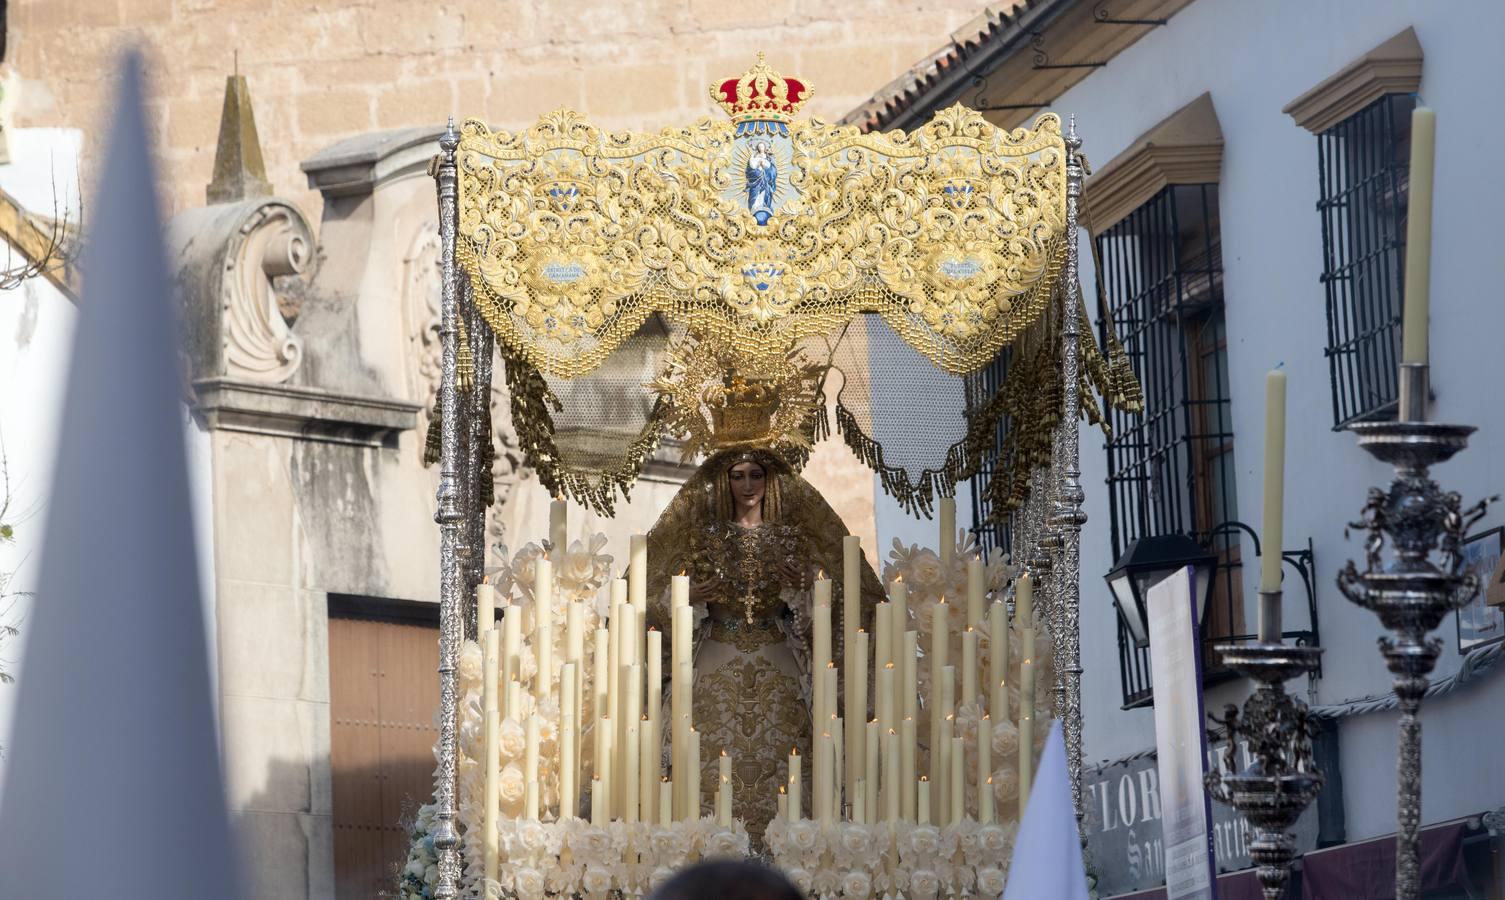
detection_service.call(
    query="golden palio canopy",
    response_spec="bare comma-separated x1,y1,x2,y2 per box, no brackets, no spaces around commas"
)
434,56,1137,519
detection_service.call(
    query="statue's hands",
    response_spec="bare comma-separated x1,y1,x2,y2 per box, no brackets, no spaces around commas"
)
777,556,808,589
689,576,719,603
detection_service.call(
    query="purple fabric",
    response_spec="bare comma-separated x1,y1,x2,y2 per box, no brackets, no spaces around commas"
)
1105,868,1263,900
1301,822,1469,899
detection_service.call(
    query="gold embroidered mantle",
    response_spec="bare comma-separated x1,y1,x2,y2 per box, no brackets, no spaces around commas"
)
455,106,1067,379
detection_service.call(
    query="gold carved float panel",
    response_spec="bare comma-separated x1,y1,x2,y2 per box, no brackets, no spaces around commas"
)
455,102,1067,378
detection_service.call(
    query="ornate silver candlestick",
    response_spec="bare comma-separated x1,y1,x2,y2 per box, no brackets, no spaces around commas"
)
1336,362,1490,900
1204,619,1324,900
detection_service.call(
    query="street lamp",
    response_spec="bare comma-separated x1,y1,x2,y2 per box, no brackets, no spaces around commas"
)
1104,534,1216,647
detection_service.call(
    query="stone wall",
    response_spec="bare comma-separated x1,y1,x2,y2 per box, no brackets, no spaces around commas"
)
10,0,988,219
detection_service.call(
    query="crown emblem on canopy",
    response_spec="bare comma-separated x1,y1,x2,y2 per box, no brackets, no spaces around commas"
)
710,53,813,134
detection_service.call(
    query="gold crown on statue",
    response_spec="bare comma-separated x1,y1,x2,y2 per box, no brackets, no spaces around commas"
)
651,333,826,460
709,53,813,126
704,374,782,449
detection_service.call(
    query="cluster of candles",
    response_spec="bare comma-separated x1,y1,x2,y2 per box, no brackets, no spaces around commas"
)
779,506,1036,828
477,497,1039,883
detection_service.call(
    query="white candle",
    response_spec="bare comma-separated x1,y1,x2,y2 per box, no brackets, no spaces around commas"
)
646,628,662,728
937,713,953,824
660,778,673,827
502,609,522,692
671,571,689,609
534,558,553,696
832,718,844,820
1402,106,1436,367
874,601,893,675
688,730,701,820
950,736,965,825
847,630,868,806
477,581,497,637
917,777,930,825
842,535,862,637
884,728,900,822
901,717,916,821
890,578,908,632
592,719,605,824
560,662,577,819
1259,369,1288,614
978,714,993,824
549,496,568,555
525,779,538,822
876,664,895,743
939,496,956,568
962,628,979,710
566,602,584,667
506,679,521,724
853,781,866,825
1016,574,1033,628
591,776,604,825
524,715,540,819
591,628,609,741
778,787,788,822
989,601,1008,720
789,747,803,822
1019,674,1034,819
717,751,733,826
483,707,500,882
966,555,985,629
812,596,832,729
865,720,879,820
624,709,640,823
902,631,919,725
629,533,649,615
929,601,949,773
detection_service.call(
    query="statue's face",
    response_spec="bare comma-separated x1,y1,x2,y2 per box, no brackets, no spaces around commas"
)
728,461,767,514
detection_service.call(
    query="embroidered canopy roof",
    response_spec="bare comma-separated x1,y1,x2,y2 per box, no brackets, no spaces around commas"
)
438,56,1137,518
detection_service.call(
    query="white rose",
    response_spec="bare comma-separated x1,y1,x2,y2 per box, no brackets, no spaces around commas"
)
785,868,814,894
978,822,1014,854
499,763,526,804
703,830,742,859
909,868,940,899
991,719,1020,759
580,864,614,894
907,824,941,857
840,823,875,857
459,641,483,687
787,819,820,853
513,866,546,900
517,820,548,854
840,870,873,898
649,866,677,890
403,858,424,878
976,866,1006,896
499,717,526,759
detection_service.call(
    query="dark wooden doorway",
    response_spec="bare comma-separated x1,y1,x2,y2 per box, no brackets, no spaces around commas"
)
329,597,439,900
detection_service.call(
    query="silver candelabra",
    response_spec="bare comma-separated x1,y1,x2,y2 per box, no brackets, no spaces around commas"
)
1204,616,1324,900
1336,361,1491,900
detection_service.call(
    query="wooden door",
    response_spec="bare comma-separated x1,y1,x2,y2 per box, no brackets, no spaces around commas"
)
330,611,439,900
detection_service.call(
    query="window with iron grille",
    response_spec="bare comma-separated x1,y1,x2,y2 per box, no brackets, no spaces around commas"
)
1097,183,1243,709
966,348,1014,561
1317,93,1415,428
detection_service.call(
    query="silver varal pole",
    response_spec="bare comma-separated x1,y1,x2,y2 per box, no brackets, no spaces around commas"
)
1054,116,1089,819
431,118,465,900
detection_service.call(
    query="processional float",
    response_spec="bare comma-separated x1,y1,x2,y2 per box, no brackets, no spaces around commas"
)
419,56,1140,899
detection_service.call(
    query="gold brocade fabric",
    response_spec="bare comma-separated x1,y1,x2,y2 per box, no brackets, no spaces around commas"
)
695,649,808,843
454,107,1068,379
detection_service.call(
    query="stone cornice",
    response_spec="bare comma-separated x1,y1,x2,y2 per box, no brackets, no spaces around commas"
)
1085,92,1222,236
1283,27,1423,135
193,378,420,448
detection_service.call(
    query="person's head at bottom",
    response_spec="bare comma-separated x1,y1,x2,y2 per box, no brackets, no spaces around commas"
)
647,860,804,900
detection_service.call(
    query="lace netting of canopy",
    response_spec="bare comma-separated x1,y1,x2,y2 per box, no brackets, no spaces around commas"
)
427,58,1139,523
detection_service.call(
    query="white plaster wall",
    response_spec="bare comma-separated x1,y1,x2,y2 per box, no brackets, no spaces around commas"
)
0,128,219,796
1047,0,1505,839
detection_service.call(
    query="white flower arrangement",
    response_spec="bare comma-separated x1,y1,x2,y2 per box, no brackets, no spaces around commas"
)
762,817,1019,899
460,817,749,899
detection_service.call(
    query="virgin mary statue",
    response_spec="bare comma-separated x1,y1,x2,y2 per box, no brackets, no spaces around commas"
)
645,445,884,840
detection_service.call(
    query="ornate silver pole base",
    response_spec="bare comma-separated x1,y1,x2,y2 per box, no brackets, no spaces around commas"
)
1205,628,1324,900
1336,362,1490,900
